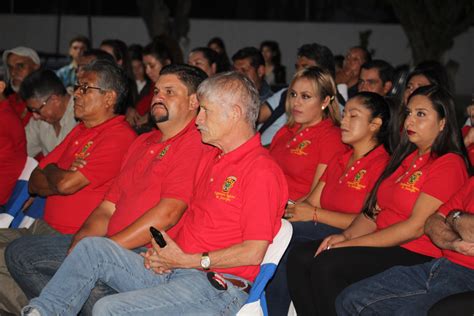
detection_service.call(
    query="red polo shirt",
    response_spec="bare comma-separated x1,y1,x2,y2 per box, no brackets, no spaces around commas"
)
438,177,474,269
169,134,288,282
320,145,389,214
135,87,154,116
376,151,468,258
7,93,31,126
462,126,474,165
269,119,347,200
105,120,206,236
39,116,136,234
0,100,27,205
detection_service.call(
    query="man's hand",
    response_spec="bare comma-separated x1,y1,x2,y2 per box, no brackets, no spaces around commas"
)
141,231,192,274
452,239,474,256
69,154,89,171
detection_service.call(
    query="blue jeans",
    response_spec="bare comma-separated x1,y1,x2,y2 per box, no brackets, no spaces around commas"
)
336,258,474,316
266,221,341,316
6,234,119,316
24,237,248,316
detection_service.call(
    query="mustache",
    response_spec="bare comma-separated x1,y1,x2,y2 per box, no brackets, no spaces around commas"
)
151,102,168,112
196,125,208,132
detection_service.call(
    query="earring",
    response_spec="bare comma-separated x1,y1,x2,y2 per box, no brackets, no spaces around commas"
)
321,106,325,110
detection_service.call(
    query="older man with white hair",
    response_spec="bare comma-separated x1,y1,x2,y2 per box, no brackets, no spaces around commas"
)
22,72,289,316
2,46,41,125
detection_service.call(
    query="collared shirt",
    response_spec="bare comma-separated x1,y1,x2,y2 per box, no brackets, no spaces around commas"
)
438,177,474,269
0,100,26,205
39,116,136,234
169,134,288,282
320,145,389,214
56,63,77,88
376,151,468,258
105,120,206,236
269,119,347,200
26,96,77,157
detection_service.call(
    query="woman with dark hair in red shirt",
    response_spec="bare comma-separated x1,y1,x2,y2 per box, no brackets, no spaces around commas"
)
287,85,470,316
266,91,399,315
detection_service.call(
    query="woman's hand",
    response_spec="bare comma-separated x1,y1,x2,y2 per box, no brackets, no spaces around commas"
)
285,201,314,222
315,234,347,256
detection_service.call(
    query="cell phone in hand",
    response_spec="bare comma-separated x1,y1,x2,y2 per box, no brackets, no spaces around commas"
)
149,226,167,248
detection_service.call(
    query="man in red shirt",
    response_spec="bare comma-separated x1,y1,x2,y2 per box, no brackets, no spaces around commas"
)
0,73,27,205
0,59,136,314
20,72,288,315
2,46,41,126
7,64,208,312
336,177,474,315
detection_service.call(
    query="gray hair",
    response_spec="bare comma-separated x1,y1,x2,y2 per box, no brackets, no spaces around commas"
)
82,59,128,114
197,71,260,129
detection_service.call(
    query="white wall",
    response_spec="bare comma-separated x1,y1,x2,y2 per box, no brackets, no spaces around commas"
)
0,14,471,95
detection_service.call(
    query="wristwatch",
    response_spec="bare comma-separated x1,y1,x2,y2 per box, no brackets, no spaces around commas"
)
451,210,463,224
201,252,211,270
446,210,463,226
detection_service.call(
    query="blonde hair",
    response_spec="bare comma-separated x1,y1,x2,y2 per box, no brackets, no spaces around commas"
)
285,66,340,128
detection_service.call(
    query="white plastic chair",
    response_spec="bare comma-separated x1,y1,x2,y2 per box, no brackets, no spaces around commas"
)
237,219,293,316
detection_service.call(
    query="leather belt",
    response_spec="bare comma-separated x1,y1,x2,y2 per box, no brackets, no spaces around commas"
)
223,277,251,294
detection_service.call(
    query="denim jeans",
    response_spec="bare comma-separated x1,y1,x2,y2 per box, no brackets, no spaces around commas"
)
6,234,119,316
336,258,474,316
24,237,248,316
266,221,341,316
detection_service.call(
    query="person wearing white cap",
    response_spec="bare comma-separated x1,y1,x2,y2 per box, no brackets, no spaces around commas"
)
2,46,41,125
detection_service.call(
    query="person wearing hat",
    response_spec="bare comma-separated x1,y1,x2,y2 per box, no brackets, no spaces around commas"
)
2,46,41,125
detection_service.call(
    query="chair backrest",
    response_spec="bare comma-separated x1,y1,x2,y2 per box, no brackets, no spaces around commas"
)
237,219,293,316
0,157,39,228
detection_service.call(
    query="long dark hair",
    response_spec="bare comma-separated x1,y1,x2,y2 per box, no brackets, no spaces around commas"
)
363,85,469,218
351,92,400,155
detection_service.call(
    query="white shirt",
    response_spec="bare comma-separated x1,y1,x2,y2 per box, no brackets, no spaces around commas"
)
26,96,77,157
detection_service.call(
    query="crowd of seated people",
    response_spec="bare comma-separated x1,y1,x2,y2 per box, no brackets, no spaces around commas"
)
0,33,472,316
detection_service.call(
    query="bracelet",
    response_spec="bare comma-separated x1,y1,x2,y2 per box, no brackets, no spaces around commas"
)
313,207,319,223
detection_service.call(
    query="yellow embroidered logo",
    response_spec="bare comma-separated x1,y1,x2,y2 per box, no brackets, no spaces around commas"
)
75,141,93,159
400,171,422,193
158,145,170,159
347,169,367,190
290,140,311,156
214,176,237,202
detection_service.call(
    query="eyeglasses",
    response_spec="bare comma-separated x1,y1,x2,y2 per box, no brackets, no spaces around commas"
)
27,95,52,114
73,83,105,95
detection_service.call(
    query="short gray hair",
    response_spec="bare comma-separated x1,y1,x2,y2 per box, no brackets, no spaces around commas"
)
197,71,260,129
82,59,128,114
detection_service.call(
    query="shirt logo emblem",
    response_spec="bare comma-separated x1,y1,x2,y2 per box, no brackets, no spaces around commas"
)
214,176,237,202
290,140,311,156
400,171,422,193
347,169,367,190
75,141,93,159
158,145,170,159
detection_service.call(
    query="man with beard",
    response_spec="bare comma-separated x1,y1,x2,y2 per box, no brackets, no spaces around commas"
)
6,64,208,315
2,46,41,125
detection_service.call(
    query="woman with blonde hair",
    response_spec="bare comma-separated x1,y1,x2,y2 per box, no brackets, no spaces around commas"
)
269,66,346,201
